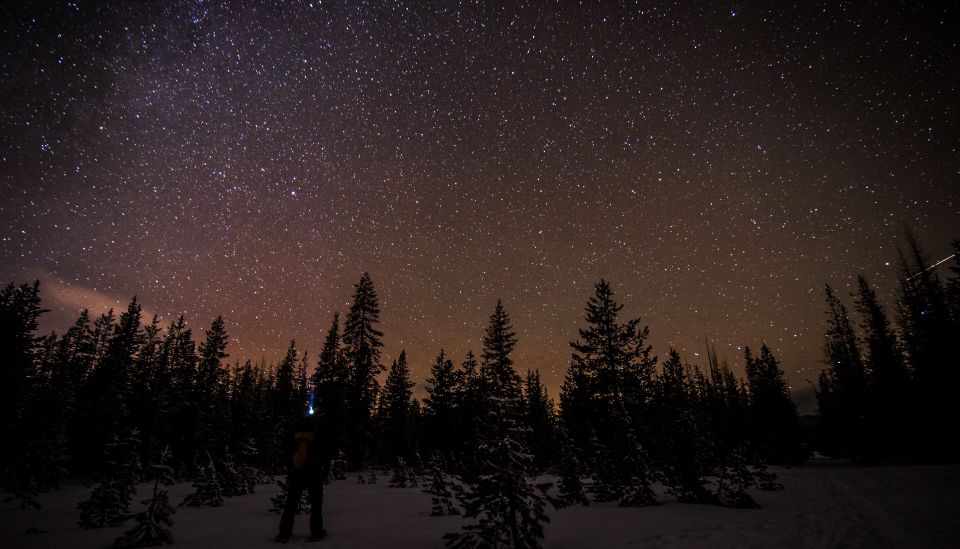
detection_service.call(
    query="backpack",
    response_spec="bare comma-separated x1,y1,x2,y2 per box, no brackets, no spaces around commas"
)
292,431,316,469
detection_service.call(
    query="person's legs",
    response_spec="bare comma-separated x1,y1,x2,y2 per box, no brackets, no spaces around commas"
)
308,479,325,538
278,474,305,539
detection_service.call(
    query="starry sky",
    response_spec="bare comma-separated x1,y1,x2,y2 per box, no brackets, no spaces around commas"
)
2,1,958,412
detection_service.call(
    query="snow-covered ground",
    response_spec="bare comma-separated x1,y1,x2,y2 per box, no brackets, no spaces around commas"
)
3,463,958,548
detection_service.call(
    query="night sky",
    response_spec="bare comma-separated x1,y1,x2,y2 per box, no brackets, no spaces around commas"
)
2,2,957,411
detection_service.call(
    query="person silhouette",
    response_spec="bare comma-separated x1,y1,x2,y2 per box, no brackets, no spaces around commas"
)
275,416,330,543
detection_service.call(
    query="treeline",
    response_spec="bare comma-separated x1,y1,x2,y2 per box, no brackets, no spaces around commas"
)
3,270,806,547
817,234,960,463
0,287,313,510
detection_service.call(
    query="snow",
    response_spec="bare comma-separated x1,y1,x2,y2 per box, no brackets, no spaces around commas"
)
3,464,958,548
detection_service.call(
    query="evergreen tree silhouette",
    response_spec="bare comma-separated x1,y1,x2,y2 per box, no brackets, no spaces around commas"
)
818,284,868,458
156,315,197,474
192,316,229,464
521,370,555,471
114,447,176,548
272,339,303,462
744,344,802,465
895,231,959,459
855,274,911,460
343,273,384,468
554,428,589,508
656,349,713,504
312,313,350,462
424,453,460,516
480,300,522,402
84,299,143,477
0,281,46,476
180,455,224,508
72,308,117,474
562,280,657,507
78,430,143,529
380,350,415,462
423,349,459,456
456,351,483,462
446,301,551,548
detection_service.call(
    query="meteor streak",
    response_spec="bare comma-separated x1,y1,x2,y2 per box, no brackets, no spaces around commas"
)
907,253,958,280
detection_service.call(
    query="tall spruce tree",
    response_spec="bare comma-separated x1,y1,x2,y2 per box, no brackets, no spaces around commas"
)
744,344,802,465
818,284,868,458
896,231,959,459
84,298,144,477
343,273,384,467
855,275,911,460
0,281,46,474
456,351,483,458
273,340,302,453
480,300,522,402
312,313,350,462
562,280,657,506
379,350,415,462
158,316,196,475
656,349,713,503
423,349,459,457
446,303,550,549
522,370,555,471
193,316,229,465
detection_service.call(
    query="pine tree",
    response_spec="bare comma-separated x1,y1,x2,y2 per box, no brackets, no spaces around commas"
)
855,275,911,460
424,454,460,516
585,430,618,503
713,444,760,509
343,273,384,468
380,351,415,462
445,395,551,549
193,316,229,465
83,299,144,476
4,331,71,509
522,370,555,471
456,351,483,462
180,456,224,507
446,304,551,549
114,447,176,548
312,313,349,460
563,280,657,507
0,281,46,477
423,349,459,456
480,300,522,402
657,349,714,504
558,360,592,454
389,456,411,488
702,344,752,460
78,430,144,529
819,284,868,458
744,344,802,465
158,316,196,475
611,404,656,507
272,340,302,460
227,359,266,487
328,449,348,481
895,231,959,459
218,451,241,497
554,429,589,508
